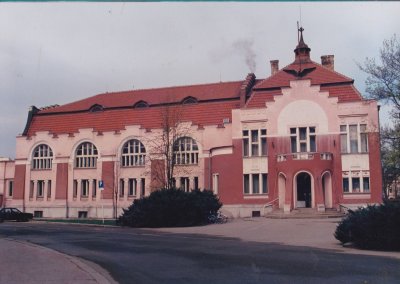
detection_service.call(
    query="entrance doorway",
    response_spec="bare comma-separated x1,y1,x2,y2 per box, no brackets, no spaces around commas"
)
296,172,312,208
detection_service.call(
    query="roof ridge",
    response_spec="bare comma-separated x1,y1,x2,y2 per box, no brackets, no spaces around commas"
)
309,60,354,83
98,80,245,96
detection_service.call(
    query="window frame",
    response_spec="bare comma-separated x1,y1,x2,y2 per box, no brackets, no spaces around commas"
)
75,142,98,169
242,129,267,157
342,171,370,193
340,124,369,154
32,144,53,170
290,126,316,153
173,137,199,165
243,173,268,195
121,139,146,167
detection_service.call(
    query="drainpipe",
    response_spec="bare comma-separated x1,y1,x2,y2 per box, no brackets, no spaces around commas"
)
377,105,385,201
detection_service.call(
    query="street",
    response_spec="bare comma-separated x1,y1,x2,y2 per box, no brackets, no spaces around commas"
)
1,221,399,284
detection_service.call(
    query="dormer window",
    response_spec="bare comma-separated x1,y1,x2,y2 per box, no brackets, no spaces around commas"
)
133,101,149,108
89,104,104,113
182,96,198,104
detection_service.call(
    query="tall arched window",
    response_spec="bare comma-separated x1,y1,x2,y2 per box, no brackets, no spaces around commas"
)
121,139,146,167
75,142,98,168
32,144,53,170
173,137,199,165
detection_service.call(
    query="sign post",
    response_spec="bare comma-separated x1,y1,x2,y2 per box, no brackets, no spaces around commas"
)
99,180,104,225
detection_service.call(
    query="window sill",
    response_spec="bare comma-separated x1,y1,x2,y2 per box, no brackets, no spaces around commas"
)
121,165,145,168
341,152,369,155
244,194,268,199
31,168,52,171
343,193,371,199
243,155,268,159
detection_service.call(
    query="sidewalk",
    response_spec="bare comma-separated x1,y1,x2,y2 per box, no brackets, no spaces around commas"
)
0,238,115,284
151,217,400,260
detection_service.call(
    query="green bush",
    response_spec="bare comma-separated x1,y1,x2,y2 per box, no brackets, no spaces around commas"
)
118,188,222,228
335,202,400,251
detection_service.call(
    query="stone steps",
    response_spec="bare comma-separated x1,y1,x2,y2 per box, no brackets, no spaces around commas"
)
265,208,346,219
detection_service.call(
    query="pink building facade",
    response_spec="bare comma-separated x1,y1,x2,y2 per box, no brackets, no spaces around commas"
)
1,32,382,218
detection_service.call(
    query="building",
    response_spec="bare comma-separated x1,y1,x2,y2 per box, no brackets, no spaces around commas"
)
0,30,382,218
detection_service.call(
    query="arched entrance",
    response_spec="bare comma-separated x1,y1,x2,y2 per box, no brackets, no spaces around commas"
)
296,172,312,208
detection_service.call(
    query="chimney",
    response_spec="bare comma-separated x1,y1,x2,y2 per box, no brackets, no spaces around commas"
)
321,55,334,71
270,60,279,75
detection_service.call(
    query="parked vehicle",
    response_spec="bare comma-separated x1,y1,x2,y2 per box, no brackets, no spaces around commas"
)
0,208,33,222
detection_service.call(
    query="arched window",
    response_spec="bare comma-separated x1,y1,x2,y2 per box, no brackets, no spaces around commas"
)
173,137,199,165
121,139,146,167
75,142,98,168
89,104,104,112
133,101,149,108
32,144,53,170
182,96,198,104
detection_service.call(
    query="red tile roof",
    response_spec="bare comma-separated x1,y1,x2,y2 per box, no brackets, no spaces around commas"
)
254,60,353,90
40,81,243,114
28,101,239,136
246,90,283,108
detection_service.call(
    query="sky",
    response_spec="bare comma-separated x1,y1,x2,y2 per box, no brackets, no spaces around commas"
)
1,2,399,158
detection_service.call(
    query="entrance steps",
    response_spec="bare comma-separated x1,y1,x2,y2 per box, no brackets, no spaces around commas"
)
264,208,346,219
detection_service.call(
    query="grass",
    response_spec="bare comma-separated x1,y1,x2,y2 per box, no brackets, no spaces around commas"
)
35,218,118,226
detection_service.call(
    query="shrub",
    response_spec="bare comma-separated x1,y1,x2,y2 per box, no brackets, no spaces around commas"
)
118,188,222,228
334,202,400,251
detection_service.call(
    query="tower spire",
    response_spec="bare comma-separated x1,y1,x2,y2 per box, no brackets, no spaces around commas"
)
294,26,311,63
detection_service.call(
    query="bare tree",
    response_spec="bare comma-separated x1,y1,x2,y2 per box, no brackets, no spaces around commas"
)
146,104,192,190
359,34,400,118
112,160,120,219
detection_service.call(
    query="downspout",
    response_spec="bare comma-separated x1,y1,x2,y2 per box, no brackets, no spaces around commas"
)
377,105,385,201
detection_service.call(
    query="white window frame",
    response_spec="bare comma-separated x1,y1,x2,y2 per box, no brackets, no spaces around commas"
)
128,178,137,196
32,144,53,170
37,180,45,198
212,173,219,194
243,173,268,195
8,180,13,197
242,129,267,157
75,142,98,168
342,171,370,193
173,137,199,165
121,139,146,167
290,127,316,153
81,179,89,197
340,124,368,154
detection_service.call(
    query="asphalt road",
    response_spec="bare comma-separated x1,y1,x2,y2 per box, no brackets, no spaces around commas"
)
1,222,399,284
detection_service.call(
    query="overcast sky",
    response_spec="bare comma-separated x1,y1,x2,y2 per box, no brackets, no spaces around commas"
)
1,2,399,158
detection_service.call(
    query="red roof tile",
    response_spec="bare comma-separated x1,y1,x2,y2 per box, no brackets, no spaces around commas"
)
320,84,363,102
245,90,283,108
254,60,353,90
28,101,239,136
40,81,243,114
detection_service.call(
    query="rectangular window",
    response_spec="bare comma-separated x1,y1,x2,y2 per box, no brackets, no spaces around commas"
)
261,129,267,156
340,125,348,153
47,180,52,198
81,179,89,197
180,177,190,192
360,124,368,152
244,174,250,194
363,177,370,192
140,178,145,196
34,211,43,218
37,180,44,198
8,180,13,197
128,178,136,196
343,178,349,193
352,177,360,192
212,174,219,194
251,130,259,156
243,129,267,157
262,174,268,194
252,174,260,194
73,180,78,198
349,125,358,153
119,179,125,197
30,181,34,198
290,127,316,153
194,177,199,190
243,130,249,157
92,179,97,198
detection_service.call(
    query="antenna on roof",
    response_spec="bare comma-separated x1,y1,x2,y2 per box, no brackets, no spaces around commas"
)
297,21,300,43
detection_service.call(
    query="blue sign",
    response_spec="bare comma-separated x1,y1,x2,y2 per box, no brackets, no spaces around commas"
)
99,180,104,189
